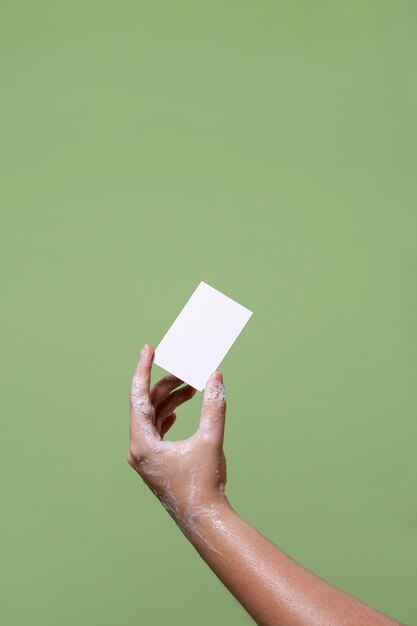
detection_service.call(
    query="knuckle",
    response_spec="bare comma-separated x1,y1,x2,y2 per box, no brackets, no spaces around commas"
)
198,426,216,442
203,381,226,404
131,375,147,396
131,394,154,417
200,409,221,426
127,445,148,468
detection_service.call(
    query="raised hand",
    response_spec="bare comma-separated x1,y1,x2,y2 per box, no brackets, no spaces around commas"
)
128,344,229,537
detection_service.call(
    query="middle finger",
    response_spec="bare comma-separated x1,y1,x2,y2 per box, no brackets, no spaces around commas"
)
155,384,197,422
150,373,184,407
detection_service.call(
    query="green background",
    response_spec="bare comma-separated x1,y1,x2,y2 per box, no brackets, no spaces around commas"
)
1,2,416,624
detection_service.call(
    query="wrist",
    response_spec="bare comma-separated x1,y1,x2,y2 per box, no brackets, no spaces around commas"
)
177,493,234,543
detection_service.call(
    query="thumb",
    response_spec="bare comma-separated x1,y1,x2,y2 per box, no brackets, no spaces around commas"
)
198,371,227,447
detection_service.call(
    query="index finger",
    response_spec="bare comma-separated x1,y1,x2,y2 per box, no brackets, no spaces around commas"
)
136,343,154,395
130,344,155,420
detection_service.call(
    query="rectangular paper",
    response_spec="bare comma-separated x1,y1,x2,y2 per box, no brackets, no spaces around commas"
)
153,281,253,391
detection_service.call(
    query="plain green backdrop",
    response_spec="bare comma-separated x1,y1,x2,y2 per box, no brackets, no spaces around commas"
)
1,2,416,625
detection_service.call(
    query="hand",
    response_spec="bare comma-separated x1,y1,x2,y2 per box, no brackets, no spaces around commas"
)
128,344,229,536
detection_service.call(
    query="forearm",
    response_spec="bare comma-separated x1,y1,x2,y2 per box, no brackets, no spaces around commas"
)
181,499,399,626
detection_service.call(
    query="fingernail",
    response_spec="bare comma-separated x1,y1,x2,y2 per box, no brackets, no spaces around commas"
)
140,344,147,358
213,371,223,382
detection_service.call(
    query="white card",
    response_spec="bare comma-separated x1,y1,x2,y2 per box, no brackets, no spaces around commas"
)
153,281,253,391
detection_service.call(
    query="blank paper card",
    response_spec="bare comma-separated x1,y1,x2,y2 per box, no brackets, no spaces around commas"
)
153,281,253,391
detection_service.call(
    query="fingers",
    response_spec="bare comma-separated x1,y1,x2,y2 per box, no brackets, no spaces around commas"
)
135,343,154,398
150,373,184,407
198,372,227,447
160,412,176,439
156,384,197,423
130,344,158,446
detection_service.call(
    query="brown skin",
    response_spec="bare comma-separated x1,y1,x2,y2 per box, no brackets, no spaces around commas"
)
128,344,401,626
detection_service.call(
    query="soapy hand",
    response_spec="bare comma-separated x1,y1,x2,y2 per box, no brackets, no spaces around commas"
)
128,344,229,534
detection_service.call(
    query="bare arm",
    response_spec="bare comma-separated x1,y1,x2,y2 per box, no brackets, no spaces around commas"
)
128,344,400,626
181,500,399,626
